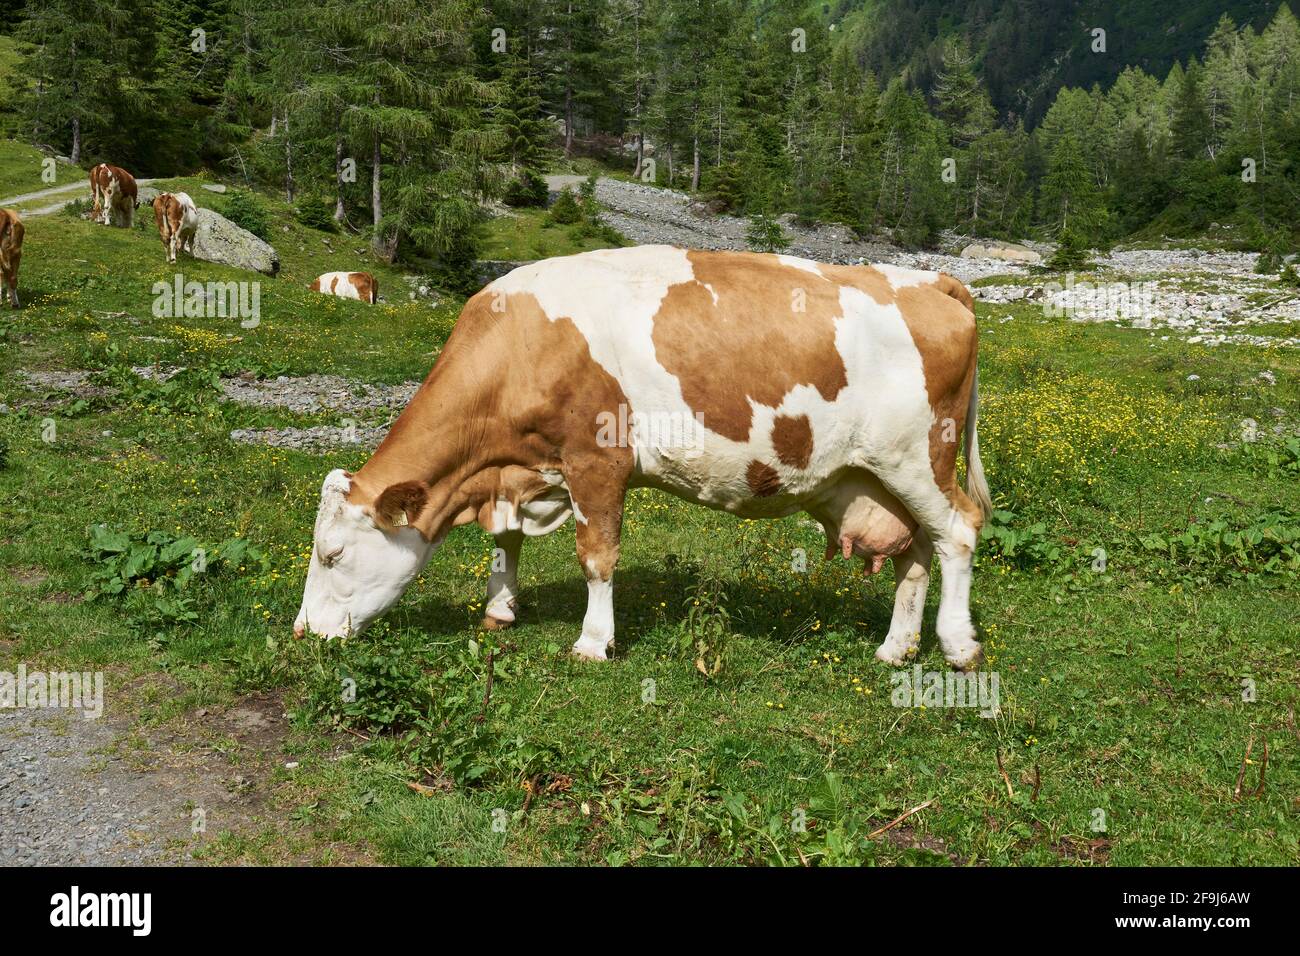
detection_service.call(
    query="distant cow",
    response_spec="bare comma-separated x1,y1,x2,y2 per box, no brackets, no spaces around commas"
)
89,164,138,228
0,208,23,309
152,192,199,263
310,271,377,304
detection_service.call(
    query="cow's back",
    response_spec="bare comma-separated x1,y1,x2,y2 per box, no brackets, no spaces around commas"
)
482,246,976,506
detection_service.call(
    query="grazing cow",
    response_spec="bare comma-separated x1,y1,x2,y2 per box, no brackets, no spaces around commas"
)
152,192,199,263
0,208,23,309
89,163,138,228
295,246,992,670
310,271,377,304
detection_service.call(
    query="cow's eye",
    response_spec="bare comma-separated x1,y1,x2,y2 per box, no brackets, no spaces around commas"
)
320,546,344,568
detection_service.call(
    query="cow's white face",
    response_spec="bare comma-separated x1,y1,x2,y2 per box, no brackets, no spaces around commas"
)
294,469,435,638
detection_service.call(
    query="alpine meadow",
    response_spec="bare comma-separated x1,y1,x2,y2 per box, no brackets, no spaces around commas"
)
0,0,1297,880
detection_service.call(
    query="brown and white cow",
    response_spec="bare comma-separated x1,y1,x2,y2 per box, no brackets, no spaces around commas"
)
0,207,23,309
310,271,377,304
89,163,138,228
152,191,199,263
295,246,992,669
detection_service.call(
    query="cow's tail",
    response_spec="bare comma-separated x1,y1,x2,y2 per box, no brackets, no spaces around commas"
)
936,271,974,313
964,370,992,522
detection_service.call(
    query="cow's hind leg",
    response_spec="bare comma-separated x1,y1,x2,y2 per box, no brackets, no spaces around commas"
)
875,529,932,665
482,529,523,630
877,470,984,670
565,458,630,661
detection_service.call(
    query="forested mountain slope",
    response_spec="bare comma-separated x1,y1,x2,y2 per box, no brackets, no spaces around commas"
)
828,0,1290,122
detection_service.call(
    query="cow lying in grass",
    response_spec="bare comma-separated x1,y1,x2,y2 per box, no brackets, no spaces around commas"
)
0,208,22,309
295,246,991,669
310,271,377,304
89,163,138,228
152,192,198,263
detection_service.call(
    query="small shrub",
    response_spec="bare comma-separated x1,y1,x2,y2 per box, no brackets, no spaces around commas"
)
745,210,789,254
547,188,582,225
61,197,91,219
92,364,222,414
569,219,625,246
503,170,548,207
979,509,1063,568
1048,227,1091,270
1238,435,1300,479
294,196,339,232
221,189,270,239
578,173,600,217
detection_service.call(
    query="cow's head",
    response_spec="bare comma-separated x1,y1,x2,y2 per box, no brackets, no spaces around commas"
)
293,469,436,638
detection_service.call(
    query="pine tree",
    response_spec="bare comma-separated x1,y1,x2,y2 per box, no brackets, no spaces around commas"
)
1169,62,1211,162
18,0,141,163
1039,125,1110,246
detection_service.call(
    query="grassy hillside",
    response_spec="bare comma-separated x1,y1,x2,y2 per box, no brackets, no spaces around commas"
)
0,138,81,199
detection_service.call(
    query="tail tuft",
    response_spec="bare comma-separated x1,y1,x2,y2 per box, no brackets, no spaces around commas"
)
964,371,992,521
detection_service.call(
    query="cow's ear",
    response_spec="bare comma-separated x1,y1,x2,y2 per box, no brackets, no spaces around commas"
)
373,481,429,532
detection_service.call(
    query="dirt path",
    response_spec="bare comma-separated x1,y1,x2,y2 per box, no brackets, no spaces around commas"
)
0,668,359,864
0,179,157,216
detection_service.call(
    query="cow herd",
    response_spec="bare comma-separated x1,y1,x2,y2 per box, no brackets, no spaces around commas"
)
0,160,379,308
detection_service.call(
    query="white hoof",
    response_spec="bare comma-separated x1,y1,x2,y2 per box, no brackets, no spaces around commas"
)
571,634,612,661
874,631,920,666
483,602,516,626
943,641,984,671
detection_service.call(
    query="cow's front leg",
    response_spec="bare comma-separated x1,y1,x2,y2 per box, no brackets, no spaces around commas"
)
875,531,932,665
566,462,628,661
482,529,523,631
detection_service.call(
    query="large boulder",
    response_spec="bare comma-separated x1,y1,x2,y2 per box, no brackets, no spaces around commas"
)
959,240,1042,264
192,209,280,276
136,186,279,275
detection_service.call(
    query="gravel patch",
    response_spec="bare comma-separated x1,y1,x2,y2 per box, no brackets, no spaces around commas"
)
588,178,1030,283
0,707,184,864
229,424,388,450
220,374,418,416
20,369,96,391
973,273,1300,348
0,685,319,865
1095,248,1260,276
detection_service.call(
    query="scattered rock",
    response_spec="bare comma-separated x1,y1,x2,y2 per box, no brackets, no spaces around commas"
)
586,178,1029,282
230,424,387,451
202,184,228,194
219,373,418,416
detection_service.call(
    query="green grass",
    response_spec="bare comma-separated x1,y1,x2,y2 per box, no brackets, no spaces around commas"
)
0,137,82,200
2,157,1298,865
475,205,625,261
